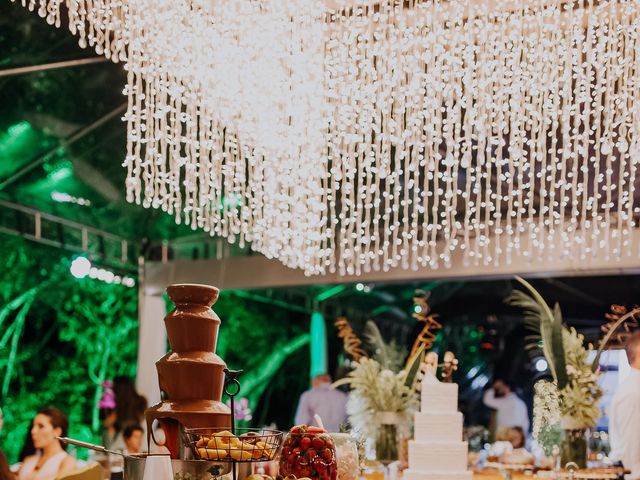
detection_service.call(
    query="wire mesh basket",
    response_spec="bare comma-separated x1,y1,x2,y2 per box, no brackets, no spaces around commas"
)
184,427,283,462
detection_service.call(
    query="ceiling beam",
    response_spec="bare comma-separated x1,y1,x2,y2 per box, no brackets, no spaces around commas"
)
0,103,127,192
0,56,108,78
143,228,640,293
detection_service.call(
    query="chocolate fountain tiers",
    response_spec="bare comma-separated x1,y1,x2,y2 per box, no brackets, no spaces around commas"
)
146,284,231,458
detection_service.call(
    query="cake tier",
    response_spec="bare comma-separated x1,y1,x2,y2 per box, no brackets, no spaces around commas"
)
404,470,473,480
421,379,458,413
157,351,226,400
408,440,468,472
415,412,463,442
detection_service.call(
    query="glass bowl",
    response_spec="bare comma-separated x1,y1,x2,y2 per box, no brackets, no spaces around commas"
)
330,433,359,480
279,426,337,480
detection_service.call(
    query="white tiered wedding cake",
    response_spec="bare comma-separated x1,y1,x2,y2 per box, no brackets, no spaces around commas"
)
404,357,471,480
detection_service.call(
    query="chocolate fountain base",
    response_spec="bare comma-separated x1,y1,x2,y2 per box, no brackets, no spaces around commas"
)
124,456,240,480
146,400,231,459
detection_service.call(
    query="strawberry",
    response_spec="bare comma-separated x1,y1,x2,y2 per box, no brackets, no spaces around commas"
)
298,466,313,478
312,457,327,474
290,425,308,435
311,437,325,450
300,436,312,451
330,466,337,480
324,439,334,450
320,448,333,463
306,426,326,434
306,448,317,460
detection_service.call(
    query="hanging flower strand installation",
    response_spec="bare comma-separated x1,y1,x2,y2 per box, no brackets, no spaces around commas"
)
14,0,640,275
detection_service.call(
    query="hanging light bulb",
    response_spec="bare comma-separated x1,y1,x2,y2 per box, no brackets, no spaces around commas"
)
19,0,640,276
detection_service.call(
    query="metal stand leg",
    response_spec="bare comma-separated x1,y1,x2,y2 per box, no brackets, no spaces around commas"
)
224,369,243,480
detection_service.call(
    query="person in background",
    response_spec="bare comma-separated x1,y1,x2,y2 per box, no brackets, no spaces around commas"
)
98,381,118,448
19,420,36,461
294,374,347,432
110,376,147,450
100,409,117,449
609,332,640,480
483,378,529,434
17,407,76,480
122,425,143,455
506,426,526,449
0,407,16,480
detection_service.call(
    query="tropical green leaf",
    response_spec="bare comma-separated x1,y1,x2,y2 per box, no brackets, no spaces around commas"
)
506,277,559,382
404,344,426,389
552,303,568,389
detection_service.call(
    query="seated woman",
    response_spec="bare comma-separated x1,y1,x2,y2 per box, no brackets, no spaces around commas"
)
506,426,526,449
18,407,76,480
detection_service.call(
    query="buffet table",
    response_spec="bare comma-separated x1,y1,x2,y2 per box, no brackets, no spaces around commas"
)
472,469,622,480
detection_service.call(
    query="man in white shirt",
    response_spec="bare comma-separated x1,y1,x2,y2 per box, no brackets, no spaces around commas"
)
294,374,347,432
609,332,640,480
483,378,530,434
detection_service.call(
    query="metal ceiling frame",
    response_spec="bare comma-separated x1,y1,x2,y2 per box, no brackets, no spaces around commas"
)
0,103,127,191
0,56,108,78
0,199,137,270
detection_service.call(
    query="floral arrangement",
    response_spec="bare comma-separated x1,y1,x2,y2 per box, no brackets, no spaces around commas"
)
333,320,424,462
334,356,418,439
532,380,562,456
508,277,603,430
98,380,116,410
226,397,252,424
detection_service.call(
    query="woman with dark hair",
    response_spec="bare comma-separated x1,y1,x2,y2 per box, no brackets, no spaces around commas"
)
17,407,76,480
506,426,526,449
19,420,36,462
113,376,147,432
110,376,148,451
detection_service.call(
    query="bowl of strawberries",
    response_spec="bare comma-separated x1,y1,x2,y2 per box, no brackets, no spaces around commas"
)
279,425,337,480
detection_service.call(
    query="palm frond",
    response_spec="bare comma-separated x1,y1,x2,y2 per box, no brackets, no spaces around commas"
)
507,276,564,384
403,344,425,390
507,290,545,333
552,303,568,389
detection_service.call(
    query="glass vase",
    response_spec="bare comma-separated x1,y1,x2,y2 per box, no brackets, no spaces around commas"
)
560,428,588,469
375,424,397,465
375,412,401,465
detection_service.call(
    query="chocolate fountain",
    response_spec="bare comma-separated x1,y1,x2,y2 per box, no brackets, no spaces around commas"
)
146,284,232,458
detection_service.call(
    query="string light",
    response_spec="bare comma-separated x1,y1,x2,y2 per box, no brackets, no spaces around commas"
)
51,192,91,206
69,256,136,286
17,0,640,276
70,256,91,279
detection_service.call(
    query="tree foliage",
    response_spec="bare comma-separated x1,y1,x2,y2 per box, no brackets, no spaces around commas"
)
0,234,138,462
